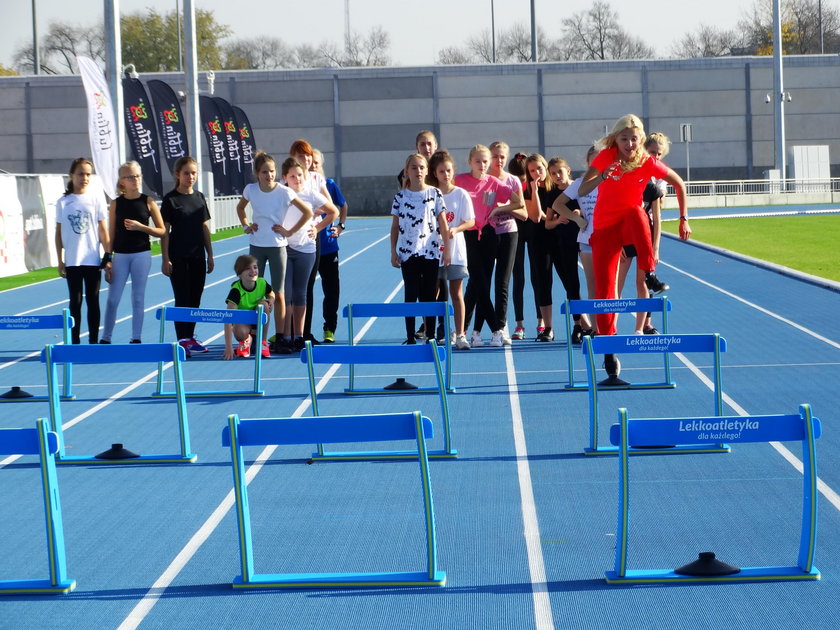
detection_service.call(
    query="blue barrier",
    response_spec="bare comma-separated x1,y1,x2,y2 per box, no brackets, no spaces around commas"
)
300,341,456,459
606,404,822,584
582,333,730,456
153,306,268,397
0,309,74,402
221,410,446,588
560,298,673,391
343,302,455,392
0,418,75,594
41,343,196,464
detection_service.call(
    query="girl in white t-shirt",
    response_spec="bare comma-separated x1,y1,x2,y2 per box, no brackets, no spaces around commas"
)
428,151,474,350
390,153,450,344
236,151,312,345
54,157,110,344
280,157,337,351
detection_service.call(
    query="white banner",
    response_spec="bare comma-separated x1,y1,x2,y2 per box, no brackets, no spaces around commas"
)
0,175,27,278
77,55,119,200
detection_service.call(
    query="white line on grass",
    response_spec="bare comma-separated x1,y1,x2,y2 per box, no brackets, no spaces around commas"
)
674,352,840,513
503,346,555,630
117,275,403,630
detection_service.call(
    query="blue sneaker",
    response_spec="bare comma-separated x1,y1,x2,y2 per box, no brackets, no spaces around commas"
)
178,339,192,359
188,337,208,353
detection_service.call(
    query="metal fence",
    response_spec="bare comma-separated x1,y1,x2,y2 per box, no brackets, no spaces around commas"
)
679,178,840,196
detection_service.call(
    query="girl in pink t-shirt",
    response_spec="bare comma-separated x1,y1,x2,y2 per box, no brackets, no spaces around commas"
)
454,144,526,348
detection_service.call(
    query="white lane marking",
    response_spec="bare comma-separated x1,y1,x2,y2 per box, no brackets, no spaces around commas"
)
504,346,555,630
674,352,840,513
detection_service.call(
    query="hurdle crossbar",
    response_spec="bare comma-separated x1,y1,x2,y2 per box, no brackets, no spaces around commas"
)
343,302,455,392
0,309,74,401
301,340,456,459
222,411,446,588
582,333,730,456
606,404,822,584
561,298,673,390
0,418,75,594
153,305,267,397
41,343,196,464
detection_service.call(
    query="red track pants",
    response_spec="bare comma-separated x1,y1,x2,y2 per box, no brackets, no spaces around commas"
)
590,205,655,336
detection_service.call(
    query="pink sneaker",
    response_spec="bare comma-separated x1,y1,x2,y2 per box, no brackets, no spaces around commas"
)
261,340,270,358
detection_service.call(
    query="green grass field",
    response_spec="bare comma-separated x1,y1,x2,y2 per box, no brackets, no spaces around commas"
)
662,214,840,282
0,227,242,292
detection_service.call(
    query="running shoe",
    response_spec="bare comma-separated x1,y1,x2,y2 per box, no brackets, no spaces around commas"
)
454,334,471,350
512,326,526,340
236,336,251,358
489,330,504,347
537,327,554,342
188,337,209,353
470,331,484,348
129,339,141,344
261,340,271,358
571,324,584,345
271,338,292,355
643,325,660,335
323,330,335,343
178,339,192,359
644,272,669,295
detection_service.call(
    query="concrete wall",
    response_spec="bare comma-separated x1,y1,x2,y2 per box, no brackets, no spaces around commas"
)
1,55,838,214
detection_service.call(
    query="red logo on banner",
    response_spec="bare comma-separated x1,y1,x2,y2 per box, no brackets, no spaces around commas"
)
223,121,235,133
207,120,222,133
163,109,179,124
238,126,250,139
130,103,148,122
93,92,107,109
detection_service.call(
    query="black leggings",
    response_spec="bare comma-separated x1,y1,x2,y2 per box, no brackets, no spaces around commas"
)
169,257,206,340
303,236,322,338
463,226,499,333
400,255,439,340
537,230,582,321
65,265,101,344
318,250,340,333
512,218,541,323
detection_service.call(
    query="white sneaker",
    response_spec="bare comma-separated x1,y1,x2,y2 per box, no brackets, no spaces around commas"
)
455,334,471,350
502,328,512,345
450,331,457,345
470,331,484,348
489,330,504,347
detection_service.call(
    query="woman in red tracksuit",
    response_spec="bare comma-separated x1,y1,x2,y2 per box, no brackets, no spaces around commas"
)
576,114,691,382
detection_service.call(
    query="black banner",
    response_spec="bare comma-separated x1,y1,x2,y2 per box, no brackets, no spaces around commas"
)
232,105,257,186
146,79,190,178
121,77,164,197
213,97,245,195
16,176,51,271
198,95,230,196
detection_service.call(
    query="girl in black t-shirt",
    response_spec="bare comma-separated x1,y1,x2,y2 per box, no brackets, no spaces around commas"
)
160,156,215,357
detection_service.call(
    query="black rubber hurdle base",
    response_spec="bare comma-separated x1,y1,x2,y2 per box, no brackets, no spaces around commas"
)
675,552,741,576
1,386,34,399
95,444,141,460
597,375,630,387
384,377,418,391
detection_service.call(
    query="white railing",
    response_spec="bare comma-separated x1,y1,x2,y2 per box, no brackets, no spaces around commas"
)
208,195,242,232
679,177,839,196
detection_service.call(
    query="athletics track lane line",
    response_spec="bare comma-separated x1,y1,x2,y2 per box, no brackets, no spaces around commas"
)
504,346,555,630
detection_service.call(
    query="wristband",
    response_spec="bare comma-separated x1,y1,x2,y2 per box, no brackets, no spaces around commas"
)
679,216,688,221
242,224,249,232
337,222,345,230
100,252,113,268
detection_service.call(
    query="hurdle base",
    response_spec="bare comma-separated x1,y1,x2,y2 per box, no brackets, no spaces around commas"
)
605,566,820,585
343,386,456,395
152,389,264,399
233,570,446,589
583,444,731,456
310,448,458,461
564,381,676,392
56,453,198,465
0,395,76,402
0,578,77,595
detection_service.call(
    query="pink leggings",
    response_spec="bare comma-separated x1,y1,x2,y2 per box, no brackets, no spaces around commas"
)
590,206,654,336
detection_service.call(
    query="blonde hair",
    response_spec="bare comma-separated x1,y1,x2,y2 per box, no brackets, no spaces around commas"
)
645,132,671,158
403,153,428,188
116,160,141,195
524,154,552,192
599,114,648,171
467,144,490,164
489,141,510,156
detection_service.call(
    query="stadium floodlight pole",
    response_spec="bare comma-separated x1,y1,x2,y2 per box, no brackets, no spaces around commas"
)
491,0,496,63
772,0,787,183
31,0,40,75
104,0,126,164
530,0,538,62
183,0,202,179
176,0,183,72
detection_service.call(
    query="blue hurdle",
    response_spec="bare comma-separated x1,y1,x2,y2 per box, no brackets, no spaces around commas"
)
301,341,456,459
606,404,822,584
41,343,196,464
153,305,268,398
222,410,446,588
343,302,455,393
560,298,673,390
0,418,75,594
0,309,74,402
582,333,730,456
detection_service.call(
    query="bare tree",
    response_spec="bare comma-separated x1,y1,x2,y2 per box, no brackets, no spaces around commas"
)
224,36,291,70
738,0,840,54
672,25,744,58
560,1,654,60
13,22,104,74
436,46,476,65
322,26,391,67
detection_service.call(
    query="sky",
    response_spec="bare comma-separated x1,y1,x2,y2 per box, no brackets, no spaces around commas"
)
0,0,780,71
